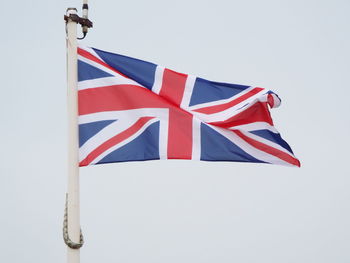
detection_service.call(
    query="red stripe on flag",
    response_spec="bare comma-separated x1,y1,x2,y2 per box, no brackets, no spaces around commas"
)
159,69,188,107
167,110,193,159
267,94,274,108
158,69,194,158
79,117,154,166
78,85,170,115
233,130,300,167
194,87,264,114
209,101,273,128
77,48,129,79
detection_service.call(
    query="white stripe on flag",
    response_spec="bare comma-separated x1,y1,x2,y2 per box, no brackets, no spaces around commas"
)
191,117,202,160
181,75,196,110
78,76,140,91
79,108,169,124
229,122,279,133
152,66,164,95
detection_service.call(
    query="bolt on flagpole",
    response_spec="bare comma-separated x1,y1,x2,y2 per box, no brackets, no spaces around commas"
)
65,7,81,263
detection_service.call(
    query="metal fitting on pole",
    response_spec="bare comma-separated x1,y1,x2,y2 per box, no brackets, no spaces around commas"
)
82,0,89,36
64,4,93,40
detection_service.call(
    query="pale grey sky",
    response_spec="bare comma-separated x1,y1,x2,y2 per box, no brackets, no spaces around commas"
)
1,0,349,262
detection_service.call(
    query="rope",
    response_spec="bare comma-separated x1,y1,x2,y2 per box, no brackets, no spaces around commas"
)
63,194,84,249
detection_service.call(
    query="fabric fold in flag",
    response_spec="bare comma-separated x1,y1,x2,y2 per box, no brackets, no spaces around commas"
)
77,46,300,167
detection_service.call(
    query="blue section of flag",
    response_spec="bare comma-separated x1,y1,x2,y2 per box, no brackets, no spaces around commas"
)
250,130,294,153
200,124,265,163
93,48,157,90
79,120,116,147
78,60,114,82
97,121,160,164
189,78,251,106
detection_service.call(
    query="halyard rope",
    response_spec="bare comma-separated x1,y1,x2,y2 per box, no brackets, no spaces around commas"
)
63,194,84,249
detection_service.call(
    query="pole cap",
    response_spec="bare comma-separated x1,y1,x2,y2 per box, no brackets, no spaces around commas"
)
66,8,77,15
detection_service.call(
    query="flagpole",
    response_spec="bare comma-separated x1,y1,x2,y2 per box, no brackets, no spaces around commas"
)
66,7,81,263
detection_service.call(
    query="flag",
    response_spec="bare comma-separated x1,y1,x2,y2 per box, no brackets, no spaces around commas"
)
77,46,300,167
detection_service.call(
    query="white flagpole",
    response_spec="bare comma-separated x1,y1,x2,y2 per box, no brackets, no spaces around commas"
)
66,8,81,263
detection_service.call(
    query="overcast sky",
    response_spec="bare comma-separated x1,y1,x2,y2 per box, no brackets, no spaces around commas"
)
1,0,349,262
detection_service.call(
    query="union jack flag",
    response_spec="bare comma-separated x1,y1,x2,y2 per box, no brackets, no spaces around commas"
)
77,46,300,167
